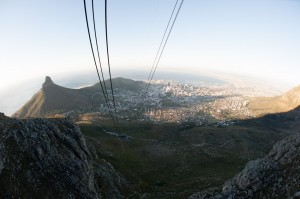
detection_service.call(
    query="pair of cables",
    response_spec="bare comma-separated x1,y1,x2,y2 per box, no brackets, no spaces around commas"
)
83,0,185,125
83,0,120,132
141,0,185,104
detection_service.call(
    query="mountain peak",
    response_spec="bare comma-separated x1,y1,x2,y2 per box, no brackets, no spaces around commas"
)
43,76,54,87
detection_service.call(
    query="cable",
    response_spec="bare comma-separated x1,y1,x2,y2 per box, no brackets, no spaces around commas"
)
91,0,119,131
83,0,118,132
139,0,179,106
142,0,185,103
91,0,111,104
148,0,184,88
104,0,120,131
144,0,179,92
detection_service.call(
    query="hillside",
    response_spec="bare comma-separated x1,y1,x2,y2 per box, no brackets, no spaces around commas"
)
5,108,297,199
77,106,300,198
248,85,300,116
14,76,143,118
190,133,300,199
0,113,128,198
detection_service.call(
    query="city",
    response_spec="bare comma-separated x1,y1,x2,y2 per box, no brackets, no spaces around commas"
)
74,79,272,124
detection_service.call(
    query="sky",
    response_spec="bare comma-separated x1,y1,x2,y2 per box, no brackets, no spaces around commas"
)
0,0,300,92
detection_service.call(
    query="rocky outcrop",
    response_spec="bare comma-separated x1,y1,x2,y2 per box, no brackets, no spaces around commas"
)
190,133,300,199
0,115,128,199
43,76,55,87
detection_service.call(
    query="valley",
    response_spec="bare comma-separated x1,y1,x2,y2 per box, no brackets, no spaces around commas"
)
9,76,300,198
78,109,297,198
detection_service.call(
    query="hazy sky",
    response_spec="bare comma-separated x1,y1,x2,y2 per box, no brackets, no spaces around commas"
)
1,0,300,91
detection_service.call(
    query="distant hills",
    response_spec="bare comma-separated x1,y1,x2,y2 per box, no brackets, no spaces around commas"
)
248,85,300,116
14,76,143,118
14,76,300,121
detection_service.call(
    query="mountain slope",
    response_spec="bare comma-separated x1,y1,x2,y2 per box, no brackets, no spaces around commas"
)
14,76,143,118
78,105,300,198
248,85,300,116
190,133,300,199
0,113,128,198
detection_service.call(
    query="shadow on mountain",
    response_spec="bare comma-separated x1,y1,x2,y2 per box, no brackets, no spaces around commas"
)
189,108,300,199
239,105,300,132
76,105,300,198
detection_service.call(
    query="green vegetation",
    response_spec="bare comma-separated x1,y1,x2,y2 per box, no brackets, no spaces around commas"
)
79,118,285,198
161,98,181,107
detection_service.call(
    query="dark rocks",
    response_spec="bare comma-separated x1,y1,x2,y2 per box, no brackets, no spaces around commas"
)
0,112,8,120
43,76,54,87
267,133,300,165
0,116,128,199
189,133,300,199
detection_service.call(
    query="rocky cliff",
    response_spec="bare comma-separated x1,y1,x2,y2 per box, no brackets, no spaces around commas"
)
0,113,128,198
189,133,300,199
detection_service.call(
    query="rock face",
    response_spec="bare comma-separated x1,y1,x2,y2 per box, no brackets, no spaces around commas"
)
190,133,300,199
0,115,127,198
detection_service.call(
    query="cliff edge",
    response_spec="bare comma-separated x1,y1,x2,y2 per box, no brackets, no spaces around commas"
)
0,114,128,198
190,133,300,199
